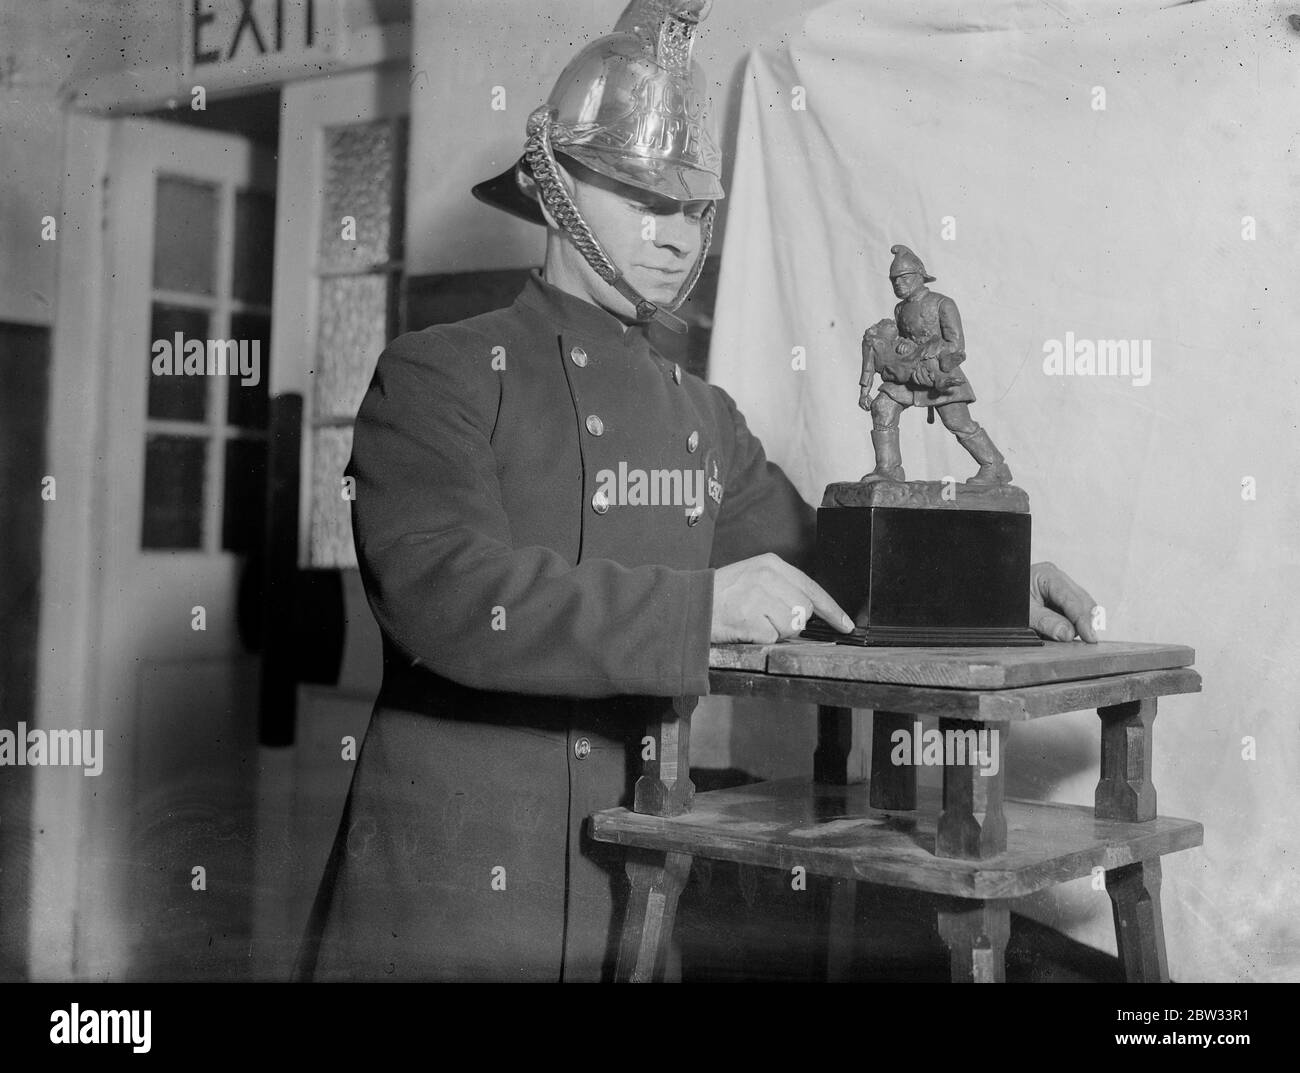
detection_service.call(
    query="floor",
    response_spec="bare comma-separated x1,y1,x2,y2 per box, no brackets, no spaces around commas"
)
675,871,1123,983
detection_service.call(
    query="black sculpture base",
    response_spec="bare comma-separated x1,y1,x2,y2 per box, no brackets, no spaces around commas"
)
800,479,1043,648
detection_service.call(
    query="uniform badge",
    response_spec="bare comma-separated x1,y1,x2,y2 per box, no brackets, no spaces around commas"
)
707,456,723,504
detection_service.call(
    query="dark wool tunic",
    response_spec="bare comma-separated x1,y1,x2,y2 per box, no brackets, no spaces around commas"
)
295,271,814,981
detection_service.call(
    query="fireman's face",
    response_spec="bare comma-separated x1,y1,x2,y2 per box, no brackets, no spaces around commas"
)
892,272,924,299
545,158,710,319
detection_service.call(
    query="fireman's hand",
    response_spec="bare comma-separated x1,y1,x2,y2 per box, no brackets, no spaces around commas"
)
1029,562,1100,643
859,386,874,412
711,553,855,644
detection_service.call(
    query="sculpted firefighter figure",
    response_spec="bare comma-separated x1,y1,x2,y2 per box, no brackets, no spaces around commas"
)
858,244,1013,485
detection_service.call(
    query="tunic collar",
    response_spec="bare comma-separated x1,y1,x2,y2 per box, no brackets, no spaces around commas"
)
516,270,653,350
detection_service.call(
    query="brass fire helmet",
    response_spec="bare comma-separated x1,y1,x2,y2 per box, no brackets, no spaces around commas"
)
471,0,724,333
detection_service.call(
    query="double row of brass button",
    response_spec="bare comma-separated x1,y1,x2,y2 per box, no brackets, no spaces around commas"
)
576,347,699,522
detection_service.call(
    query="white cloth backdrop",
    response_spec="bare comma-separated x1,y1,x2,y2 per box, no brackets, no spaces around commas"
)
707,0,1299,982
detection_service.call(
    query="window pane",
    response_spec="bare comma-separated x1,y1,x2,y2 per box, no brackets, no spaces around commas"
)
315,274,389,421
142,434,207,549
226,312,270,429
148,304,210,421
221,438,267,554
319,120,399,273
309,426,356,568
233,189,276,304
153,176,218,295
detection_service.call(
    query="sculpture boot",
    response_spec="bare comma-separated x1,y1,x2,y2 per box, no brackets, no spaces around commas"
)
958,427,1013,485
861,429,906,482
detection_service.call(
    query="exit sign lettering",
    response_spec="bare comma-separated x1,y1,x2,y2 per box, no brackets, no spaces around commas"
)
184,0,343,80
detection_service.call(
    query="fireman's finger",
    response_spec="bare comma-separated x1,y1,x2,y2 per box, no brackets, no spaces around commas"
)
1030,602,1078,643
1030,561,1100,643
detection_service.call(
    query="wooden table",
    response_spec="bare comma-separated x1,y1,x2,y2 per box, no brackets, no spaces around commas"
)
589,640,1203,983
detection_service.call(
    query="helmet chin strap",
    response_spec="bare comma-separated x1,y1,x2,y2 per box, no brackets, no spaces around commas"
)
524,107,713,335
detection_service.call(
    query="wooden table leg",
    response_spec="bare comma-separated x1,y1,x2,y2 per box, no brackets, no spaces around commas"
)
617,696,697,982
937,898,1010,983
936,718,1008,859
813,705,866,785
615,848,693,982
869,711,917,810
634,695,696,817
1107,858,1170,982
1096,698,1157,821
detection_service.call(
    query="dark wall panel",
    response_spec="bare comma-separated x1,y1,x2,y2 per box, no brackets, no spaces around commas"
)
0,320,50,981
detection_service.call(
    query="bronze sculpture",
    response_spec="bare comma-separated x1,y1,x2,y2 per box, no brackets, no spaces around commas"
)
858,245,1012,485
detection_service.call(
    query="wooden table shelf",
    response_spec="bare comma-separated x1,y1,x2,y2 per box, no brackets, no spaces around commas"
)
594,778,1203,901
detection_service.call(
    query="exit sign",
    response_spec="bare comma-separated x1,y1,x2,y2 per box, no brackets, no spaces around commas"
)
183,0,345,85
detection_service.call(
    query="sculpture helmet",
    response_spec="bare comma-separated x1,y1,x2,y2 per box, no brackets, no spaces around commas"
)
888,244,936,284
471,0,724,333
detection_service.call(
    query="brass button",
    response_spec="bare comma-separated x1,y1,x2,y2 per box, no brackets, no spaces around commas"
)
570,346,588,368
585,414,605,436
686,506,703,527
687,430,699,453
574,737,592,760
592,490,609,514
672,363,682,384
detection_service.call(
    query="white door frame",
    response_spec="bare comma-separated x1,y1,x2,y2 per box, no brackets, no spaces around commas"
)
29,109,113,981
29,114,273,980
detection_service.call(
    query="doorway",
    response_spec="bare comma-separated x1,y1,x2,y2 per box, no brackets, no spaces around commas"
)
63,112,278,979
